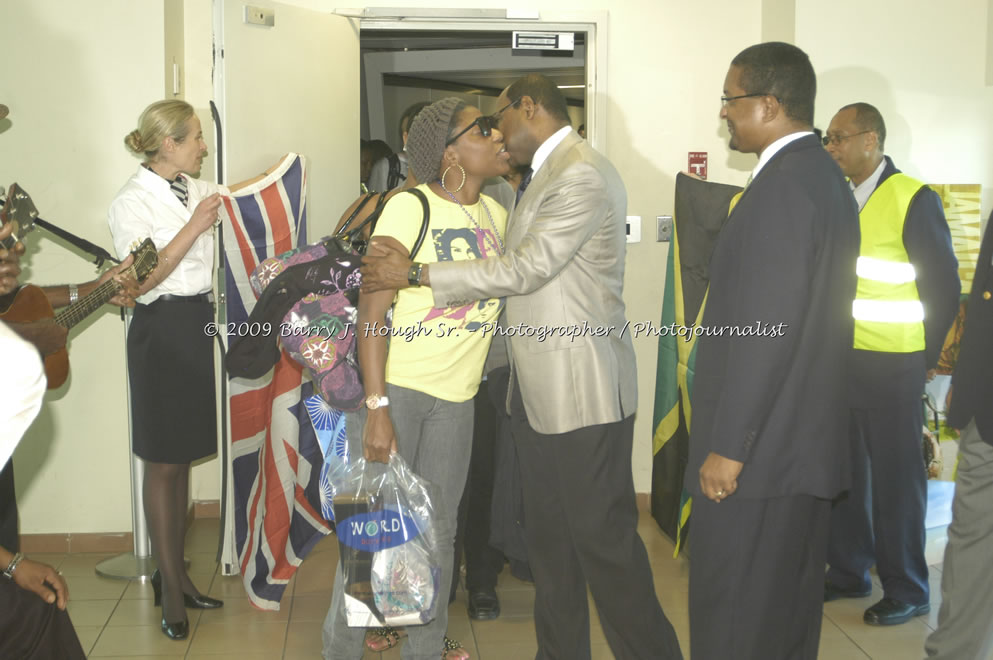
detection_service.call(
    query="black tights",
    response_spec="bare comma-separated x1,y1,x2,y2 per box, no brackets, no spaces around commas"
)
143,461,200,623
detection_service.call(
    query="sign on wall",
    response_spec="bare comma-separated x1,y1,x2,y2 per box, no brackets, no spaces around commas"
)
688,152,708,180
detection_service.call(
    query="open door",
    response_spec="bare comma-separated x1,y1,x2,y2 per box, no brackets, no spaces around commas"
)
212,0,359,609
215,0,358,227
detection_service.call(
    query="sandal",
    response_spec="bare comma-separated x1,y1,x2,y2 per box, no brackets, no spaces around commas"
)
365,626,407,652
443,636,470,660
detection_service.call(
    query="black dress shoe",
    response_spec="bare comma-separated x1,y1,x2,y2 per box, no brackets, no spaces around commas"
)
184,593,224,609
468,587,500,620
160,617,189,640
151,569,224,609
824,579,872,602
863,597,930,626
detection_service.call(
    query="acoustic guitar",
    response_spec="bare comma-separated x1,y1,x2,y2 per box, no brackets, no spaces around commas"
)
0,184,159,388
0,182,37,254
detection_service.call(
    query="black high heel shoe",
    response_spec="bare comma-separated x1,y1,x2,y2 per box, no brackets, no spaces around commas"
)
160,617,189,640
151,569,224,609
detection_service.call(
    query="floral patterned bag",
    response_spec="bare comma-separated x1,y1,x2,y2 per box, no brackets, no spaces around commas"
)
230,189,429,410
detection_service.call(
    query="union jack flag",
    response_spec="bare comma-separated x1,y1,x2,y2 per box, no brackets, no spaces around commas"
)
218,153,332,610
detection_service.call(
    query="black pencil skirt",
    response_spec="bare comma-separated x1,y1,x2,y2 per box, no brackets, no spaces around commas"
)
127,298,217,464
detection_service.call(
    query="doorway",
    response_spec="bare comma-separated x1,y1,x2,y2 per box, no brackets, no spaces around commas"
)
360,28,588,156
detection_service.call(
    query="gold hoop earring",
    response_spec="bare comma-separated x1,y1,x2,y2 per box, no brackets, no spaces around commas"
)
440,164,466,194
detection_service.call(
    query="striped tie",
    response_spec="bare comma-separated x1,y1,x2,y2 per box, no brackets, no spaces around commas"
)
170,175,189,207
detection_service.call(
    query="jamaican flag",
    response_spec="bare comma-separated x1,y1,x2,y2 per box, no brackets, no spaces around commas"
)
651,173,742,555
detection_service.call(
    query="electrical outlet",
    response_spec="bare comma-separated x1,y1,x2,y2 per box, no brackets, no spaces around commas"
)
657,215,673,242
626,216,641,243
244,5,274,27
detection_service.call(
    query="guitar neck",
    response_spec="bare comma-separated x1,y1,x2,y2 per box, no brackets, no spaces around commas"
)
54,278,120,330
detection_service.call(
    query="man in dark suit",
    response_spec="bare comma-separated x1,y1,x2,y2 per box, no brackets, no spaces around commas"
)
924,221,993,658
686,42,860,659
823,103,959,626
361,74,682,659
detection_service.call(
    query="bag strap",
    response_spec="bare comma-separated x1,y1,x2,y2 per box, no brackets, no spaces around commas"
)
334,188,429,256
336,193,376,237
339,192,390,243
366,191,392,236
387,153,402,190
406,188,430,257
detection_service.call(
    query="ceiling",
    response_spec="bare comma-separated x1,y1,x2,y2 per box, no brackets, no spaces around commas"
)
361,29,587,101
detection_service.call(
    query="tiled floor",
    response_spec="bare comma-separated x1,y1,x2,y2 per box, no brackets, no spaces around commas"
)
43,513,953,659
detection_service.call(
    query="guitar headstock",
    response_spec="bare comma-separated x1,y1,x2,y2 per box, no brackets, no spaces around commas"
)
128,238,159,283
0,183,39,250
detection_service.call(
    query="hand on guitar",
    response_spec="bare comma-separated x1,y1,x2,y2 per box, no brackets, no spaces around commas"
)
0,222,25,295
98,254,139,307
190,193,222,235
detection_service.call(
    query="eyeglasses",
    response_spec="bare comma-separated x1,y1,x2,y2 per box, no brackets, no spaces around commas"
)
446,99,521,146
491,98,521,120
446,115,497,146
720,92,776,107
445,115,498,147
821,131,871,146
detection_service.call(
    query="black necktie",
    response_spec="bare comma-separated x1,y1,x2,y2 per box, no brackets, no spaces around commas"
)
516,168,534,206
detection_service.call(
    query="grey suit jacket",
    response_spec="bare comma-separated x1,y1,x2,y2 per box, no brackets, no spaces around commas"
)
429,130,636,434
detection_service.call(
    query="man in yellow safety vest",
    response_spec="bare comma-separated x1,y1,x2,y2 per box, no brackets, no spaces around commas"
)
822,102,960,626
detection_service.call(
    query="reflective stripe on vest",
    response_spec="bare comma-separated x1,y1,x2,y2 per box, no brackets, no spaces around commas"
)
852,172,926,352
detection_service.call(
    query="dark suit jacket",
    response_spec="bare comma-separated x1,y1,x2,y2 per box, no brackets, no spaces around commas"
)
685,134,861,500
850,157,960,405
947,217,993,444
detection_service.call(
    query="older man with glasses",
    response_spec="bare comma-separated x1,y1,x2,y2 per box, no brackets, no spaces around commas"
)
823,102,960,626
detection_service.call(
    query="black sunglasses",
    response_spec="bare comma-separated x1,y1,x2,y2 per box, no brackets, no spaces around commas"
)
446,114,498,146
445,99,521,146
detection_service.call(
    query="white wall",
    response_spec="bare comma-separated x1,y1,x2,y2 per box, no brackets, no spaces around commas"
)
267,0,769,495
798,0,993,209
1,0,166,534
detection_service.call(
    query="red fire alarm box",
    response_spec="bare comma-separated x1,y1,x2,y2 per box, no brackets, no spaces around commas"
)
688,152,708,180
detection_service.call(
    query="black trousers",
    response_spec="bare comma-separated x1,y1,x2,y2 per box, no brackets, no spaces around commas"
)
689,494,831,660
452,378,506,601
0,578,86,659
510,383,682,660
827,401,929,605
463,378,506,590
0,460,18,551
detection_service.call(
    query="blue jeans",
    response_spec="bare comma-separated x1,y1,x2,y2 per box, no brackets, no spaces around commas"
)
322,383,474,660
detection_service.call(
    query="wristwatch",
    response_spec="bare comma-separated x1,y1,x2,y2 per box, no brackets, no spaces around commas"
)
365,394,389,410
68,283,79,304
407,263,424,287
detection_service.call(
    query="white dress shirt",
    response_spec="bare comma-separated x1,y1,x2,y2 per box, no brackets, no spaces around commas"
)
752,131,814,181
0,321,46,469
850,157,887,211
107,166,226,304
530,126,574,177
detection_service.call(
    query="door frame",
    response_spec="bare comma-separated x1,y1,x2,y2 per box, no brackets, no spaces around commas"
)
342,10,609,154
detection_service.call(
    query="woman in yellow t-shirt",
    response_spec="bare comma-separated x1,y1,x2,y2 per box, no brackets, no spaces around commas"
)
322,97,510,660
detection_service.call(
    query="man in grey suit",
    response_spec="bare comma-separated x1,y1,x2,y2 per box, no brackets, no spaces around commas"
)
924,218,993,659
361,74,682,660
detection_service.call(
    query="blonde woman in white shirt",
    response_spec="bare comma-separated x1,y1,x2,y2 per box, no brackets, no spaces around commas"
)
108,100,267,640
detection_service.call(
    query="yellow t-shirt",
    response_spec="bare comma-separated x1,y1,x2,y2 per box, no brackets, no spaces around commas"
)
371,184,507,402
